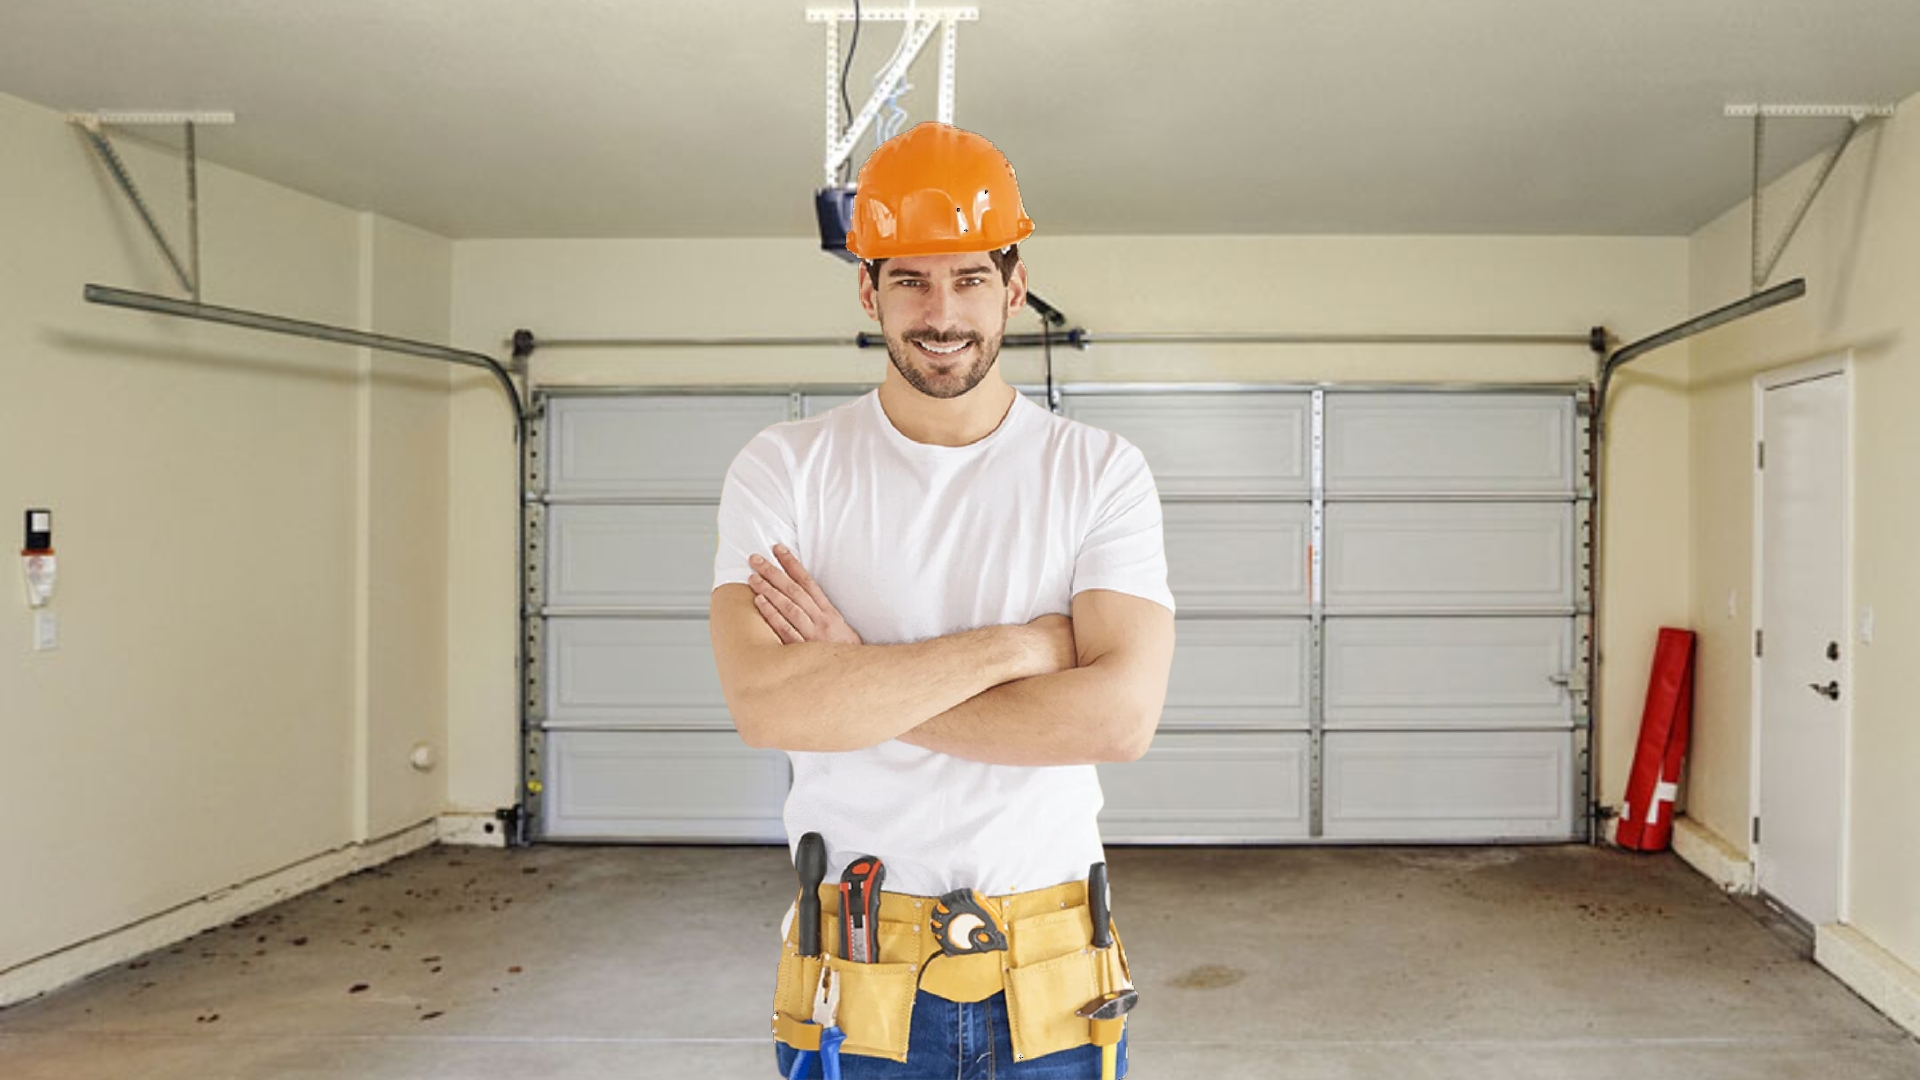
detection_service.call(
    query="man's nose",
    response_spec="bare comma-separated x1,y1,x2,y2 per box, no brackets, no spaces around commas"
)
921,284,961,331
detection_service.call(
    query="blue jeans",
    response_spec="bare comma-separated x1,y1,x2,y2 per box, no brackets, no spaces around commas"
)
775,989,1129,1079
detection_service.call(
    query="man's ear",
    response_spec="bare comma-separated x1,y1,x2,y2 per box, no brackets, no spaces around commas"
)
1005,259,1028,318
859,263,881,321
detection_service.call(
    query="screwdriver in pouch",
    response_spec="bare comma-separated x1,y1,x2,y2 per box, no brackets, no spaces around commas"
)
837,856,886,963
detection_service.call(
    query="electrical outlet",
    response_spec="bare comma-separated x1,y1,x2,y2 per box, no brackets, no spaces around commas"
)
33,611,57,651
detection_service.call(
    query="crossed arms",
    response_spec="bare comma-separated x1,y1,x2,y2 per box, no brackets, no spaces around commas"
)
709,546,1174,767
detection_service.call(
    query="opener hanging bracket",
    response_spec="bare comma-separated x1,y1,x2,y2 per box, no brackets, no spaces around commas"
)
1727,103,1896,293
67,110,236,301
807,6,977,187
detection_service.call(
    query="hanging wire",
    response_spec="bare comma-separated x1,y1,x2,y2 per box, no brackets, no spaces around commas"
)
871,0,917,149
837,0,863,185
875,70,912,146
1042,314,1056,412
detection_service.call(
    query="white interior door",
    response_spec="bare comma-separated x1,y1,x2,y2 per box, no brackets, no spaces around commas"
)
1756,371,1848,925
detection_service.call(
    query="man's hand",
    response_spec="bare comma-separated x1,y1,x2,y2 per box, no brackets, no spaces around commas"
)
747,545,864,645
894,592,1169,765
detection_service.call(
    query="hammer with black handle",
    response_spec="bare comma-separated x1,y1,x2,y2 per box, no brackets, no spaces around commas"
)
1077,861,1137,1080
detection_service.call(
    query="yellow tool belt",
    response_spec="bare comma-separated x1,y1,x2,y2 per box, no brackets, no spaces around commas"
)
772,879,1133,1065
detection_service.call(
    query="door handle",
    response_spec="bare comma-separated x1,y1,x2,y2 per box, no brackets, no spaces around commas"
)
1808,681,1841,701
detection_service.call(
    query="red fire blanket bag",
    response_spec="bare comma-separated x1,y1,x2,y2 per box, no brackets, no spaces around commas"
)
1617,627,1697,852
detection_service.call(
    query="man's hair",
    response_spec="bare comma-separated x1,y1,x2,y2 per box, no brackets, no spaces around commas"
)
863,244,1021,288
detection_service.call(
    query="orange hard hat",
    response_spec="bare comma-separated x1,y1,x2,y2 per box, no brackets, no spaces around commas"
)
844,122,1035,259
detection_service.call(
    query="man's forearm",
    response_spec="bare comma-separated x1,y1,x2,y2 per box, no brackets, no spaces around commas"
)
896,665,1142,767
731,624,1044,753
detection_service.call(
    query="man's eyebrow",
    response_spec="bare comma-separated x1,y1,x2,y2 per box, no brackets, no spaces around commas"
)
886,264,995,278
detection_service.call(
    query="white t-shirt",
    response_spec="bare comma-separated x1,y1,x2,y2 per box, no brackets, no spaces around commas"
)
712,388,1174,896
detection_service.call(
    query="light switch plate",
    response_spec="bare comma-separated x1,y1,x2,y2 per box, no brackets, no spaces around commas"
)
33,611,57,651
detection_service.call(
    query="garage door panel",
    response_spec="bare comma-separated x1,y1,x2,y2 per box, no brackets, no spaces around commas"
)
1163,618,1309,730
804,394,860,416
1165,503,1310,613
1324,618,1574,728
1063,394,1310,498
1322,731,1573,839
546,395,790,498
1325,394,1575,496
546,619,729,728
1324,502,1573,612
535,386,1586,846
547,504,716,611
542,731,787,840
1097,732,1309,841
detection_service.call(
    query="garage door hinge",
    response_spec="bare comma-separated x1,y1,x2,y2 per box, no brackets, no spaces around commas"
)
1755,628,1763,658
1757,441,1765,469
1752,817,1761,844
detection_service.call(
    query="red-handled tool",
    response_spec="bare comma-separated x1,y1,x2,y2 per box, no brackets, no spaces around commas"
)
837,856,885,963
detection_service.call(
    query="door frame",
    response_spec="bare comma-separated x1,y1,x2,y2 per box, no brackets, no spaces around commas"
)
1748,352,1854,921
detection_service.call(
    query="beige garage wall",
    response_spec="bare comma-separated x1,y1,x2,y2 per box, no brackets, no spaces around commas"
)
0,91,450,977
448,233,1691,835
1687,89,1920,970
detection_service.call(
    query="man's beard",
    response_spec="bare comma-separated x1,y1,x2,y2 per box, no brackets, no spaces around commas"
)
882,319,1005,400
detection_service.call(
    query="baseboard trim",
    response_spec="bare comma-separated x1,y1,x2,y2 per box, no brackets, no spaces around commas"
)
437,811,509,847
1671,814,1756,894
1817,924,1920,1038
0,819,439,1010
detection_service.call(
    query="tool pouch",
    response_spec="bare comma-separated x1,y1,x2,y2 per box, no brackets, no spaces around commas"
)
821,952,917,1061
773,884,1134,1065
1002,904,1133,1063
770,931,823,1050
772,899,921,1064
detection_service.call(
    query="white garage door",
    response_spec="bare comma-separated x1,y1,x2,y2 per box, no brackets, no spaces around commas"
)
525,385,1591,844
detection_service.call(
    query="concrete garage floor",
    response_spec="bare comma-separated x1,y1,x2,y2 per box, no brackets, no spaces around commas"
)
3,845,1917,1080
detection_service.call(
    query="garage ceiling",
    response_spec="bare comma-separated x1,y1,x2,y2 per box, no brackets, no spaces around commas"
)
3,0,1917,239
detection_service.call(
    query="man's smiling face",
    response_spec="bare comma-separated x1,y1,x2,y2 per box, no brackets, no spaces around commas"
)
860,251,1028,400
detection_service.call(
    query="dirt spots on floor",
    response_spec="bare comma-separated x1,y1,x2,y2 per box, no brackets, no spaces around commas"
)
1171,965,1246,990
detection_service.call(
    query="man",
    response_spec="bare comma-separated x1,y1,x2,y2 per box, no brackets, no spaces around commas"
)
710,122,1174,1078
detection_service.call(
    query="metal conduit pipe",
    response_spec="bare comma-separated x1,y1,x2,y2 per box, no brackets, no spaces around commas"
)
1593,277,1806,437
84,281,537,843
1582,275,1805,840
512,327,1605,356
87,284,527,439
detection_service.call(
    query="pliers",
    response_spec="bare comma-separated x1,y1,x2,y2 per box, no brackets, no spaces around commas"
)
786,966,845,1080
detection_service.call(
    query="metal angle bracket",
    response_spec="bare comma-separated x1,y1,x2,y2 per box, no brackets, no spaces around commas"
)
1572,398,1598,842
1307,389,1327,840
1727,103,1897,293
521,400,551,844
67,110,235,301
808,6,979,186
